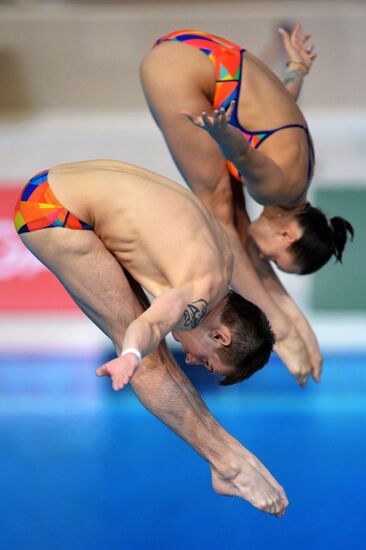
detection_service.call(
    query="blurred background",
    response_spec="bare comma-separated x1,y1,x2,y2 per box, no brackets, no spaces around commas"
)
0,1,365,549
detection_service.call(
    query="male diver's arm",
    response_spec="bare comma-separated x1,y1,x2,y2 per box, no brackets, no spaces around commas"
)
122,287,205,355
279,23,317,101
98,287,205,390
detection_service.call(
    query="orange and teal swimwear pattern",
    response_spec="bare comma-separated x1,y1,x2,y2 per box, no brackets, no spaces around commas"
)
154,30,314,183
155,30,254,180
155,29,243,115
14,170,93,234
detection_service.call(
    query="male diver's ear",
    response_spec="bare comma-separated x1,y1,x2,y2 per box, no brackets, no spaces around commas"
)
211,328,232,347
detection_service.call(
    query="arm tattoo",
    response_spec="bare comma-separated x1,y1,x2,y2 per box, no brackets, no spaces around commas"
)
283,69,302,86
183,299,208,329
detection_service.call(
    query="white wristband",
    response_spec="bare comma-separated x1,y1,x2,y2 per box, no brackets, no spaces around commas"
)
121,348,142,364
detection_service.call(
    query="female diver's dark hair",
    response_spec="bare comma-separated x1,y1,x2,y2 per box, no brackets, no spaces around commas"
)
289,203,354,275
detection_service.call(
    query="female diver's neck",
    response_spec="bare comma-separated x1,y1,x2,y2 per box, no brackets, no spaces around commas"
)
262,202,310,219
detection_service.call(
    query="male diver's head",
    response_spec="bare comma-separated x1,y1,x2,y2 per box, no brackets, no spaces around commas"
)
174,291,275,385
249,203,354,275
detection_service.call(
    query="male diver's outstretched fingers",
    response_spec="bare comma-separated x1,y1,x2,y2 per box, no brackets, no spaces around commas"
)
96,365,109,377
96,355,138,392
112,375,129,392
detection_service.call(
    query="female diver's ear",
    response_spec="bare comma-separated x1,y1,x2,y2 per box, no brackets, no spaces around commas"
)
279,221,303,243
330,217,355,262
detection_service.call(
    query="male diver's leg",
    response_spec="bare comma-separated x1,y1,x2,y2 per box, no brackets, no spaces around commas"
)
20,227,287,516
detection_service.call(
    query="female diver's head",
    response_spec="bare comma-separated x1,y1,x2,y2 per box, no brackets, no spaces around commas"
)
249,203,354,275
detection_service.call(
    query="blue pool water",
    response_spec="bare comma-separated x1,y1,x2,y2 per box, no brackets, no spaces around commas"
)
0,351,365,550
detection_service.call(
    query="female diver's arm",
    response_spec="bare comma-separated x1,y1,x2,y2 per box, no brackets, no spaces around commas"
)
247,238,323,383
207,177,313,387
279,23,317,101
183,106,290,205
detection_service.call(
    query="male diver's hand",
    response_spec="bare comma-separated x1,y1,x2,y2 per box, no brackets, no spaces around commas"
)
96,353,140,391
279,23,317,75
274,321,313,387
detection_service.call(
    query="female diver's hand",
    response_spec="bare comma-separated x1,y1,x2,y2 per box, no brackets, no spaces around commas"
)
182,100,236,137
274,320,313,388
182,101,248,161
279,23,317,75
296,320,323,383
96,353,140,391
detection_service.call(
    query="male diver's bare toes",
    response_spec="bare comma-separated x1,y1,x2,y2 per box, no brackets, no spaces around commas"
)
243,452,289,508
211,460,286,517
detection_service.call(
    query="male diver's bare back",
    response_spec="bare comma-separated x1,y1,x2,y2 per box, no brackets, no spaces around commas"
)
48,160,232,299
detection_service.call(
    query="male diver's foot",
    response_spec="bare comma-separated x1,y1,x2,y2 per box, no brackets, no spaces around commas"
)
223,437,288,509
240,449,289,511
211,458,288,517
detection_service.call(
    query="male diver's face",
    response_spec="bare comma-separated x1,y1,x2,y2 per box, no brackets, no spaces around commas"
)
249,213,303,274
172,329,235,378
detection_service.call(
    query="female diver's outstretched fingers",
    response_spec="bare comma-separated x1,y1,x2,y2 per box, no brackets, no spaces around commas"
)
278,26,291,49
291,22,302,42
212,110,219,123
299,33,311,46
225,100,236,121
201,111,213,127
311,355,323,383
309,48,318,60
218,108,226,125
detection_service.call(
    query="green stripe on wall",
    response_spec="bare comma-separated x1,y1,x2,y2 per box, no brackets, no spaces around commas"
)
312,187,366,312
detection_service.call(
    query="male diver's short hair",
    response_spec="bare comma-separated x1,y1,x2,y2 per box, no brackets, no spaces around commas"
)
289,203,354,275
218,291,275,386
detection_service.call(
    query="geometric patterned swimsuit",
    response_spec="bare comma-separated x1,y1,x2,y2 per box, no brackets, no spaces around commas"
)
154,29,314,183
14,169,93,234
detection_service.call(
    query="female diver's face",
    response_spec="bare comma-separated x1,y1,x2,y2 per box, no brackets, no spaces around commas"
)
249,213,303,274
